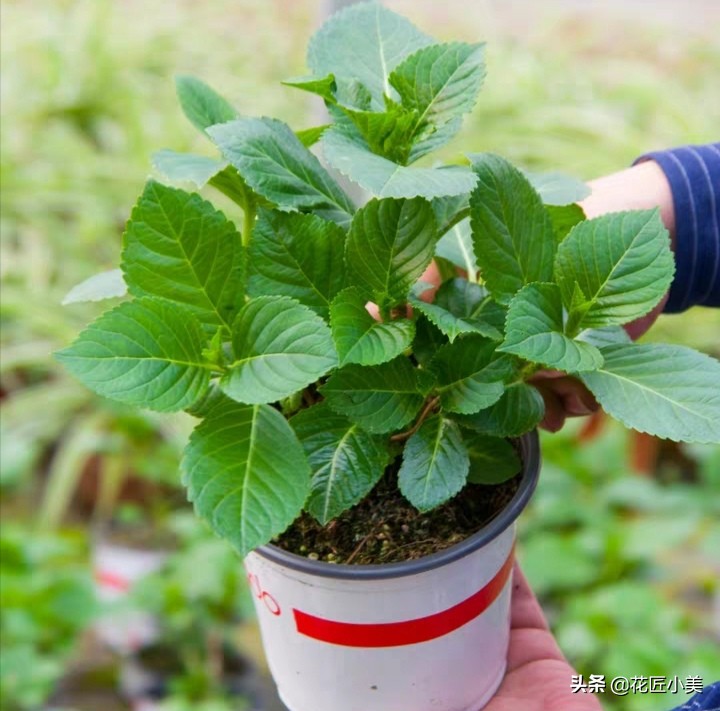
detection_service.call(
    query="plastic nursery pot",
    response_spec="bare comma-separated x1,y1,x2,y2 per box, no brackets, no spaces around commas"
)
92,527,171,653
244,431,541,711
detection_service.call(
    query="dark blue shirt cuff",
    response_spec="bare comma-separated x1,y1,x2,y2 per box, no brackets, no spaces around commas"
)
669,680,720,711
635,143,720,313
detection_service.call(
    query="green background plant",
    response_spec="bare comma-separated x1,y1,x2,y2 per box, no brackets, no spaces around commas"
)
2,1,718,710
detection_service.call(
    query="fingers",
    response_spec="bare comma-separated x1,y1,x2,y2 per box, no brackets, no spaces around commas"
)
507,564,567,671
530,373,599,432
509,564,549,632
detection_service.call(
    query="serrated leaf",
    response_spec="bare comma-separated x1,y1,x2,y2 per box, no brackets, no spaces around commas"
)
454,383,545,437
577,326,632,349
430,335,515,414
547,203,586,242
208,165,266,212
330,287,414,366
555,209,674,332
435,217,477,278
320,357,424,434
581,343,720,444
307,2,432,109
248,211,347,318
523,170,590,206
413,315,448,367
56,298,211,412
398,416,469,511
295,125,330,147
345,196,437,308
409,117,463,163
322,129,477,199
389,42,486,144
121,180,245,331
469,153,556,304
182,401,310,557
175,75,238,132
207,117,354,225
338,100,419,164
499,283,603,373
410,278,503,342
220,296,336,405
464,434,521,484
152,150,227,188
291,403,390,524
432,193,470,239
62,269,127,305
282,74,338,103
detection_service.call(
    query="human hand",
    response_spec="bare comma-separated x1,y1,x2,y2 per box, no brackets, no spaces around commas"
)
482,565,602,711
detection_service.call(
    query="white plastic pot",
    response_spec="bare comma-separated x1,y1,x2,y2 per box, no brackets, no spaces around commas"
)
92,540,169,653
244,431,540,711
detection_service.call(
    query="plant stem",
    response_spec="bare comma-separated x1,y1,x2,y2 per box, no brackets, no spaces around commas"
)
390,396,440,442
242,204,256,248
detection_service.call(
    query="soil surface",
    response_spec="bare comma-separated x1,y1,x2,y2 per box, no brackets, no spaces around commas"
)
275,466,521,565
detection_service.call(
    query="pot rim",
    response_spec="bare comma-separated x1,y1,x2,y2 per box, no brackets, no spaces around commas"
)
254,429,540,580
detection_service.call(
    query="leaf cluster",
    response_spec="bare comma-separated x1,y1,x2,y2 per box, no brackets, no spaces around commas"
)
57,2,720,557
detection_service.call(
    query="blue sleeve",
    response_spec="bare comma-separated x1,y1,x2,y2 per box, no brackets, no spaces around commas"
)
635,143,720,313
669,680,720,710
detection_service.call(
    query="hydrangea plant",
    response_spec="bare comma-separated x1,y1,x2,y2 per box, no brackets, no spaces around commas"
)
57,2,720,558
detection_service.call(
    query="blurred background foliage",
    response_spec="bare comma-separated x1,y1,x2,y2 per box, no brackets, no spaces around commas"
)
1,1,718,709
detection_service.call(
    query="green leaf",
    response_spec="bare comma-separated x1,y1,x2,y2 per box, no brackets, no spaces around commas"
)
455,382,545,437
208,165,266,212
523,170,590,206
56,298,211,412
435,218,477,278
295,125,330,147
555,209,674,332
410,278,503,342
221,296,337,405
121,180,245,331
389,42,486,142
322,129,477,199
464,434,521,484
577,326,632,349
409,117,463,163
320,357,424,434
547,203,586,242
469,153,556,304
330,287,414,366
175,75,238,132
338,100,419,164
152,150,226,188
62,269,127,305
432,193,470,235
248,211,347,318
291,403,390,524
207,117,354,225
499,283,604,373
345,196,437,308
430,335,516,414
282,74,338,103
182,401,310,557
581,343,720,444
398,416,469,511
307,2,432,108
413,315,448,367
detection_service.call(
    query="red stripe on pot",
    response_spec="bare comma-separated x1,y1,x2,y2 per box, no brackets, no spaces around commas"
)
293,548,515,648
95,570,131,592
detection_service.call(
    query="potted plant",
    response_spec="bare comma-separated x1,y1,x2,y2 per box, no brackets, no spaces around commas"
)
119,520,265,711
56,3,720,710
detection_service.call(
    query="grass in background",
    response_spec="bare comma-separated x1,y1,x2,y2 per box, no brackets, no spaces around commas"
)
2,1,718,709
